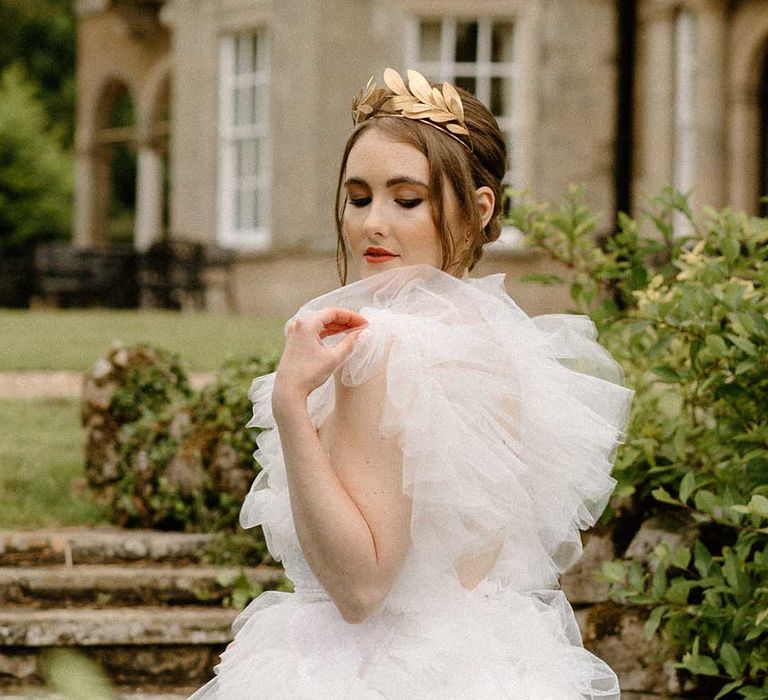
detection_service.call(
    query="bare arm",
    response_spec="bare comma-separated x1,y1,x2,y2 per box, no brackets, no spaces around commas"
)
272,308,411,623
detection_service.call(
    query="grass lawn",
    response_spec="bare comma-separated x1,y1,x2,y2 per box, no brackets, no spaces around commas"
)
0,397,106,528
0,309,286,372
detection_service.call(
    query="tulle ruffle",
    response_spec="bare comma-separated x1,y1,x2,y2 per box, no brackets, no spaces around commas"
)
211,264,634,699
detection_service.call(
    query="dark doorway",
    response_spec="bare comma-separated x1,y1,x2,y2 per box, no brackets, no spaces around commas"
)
614,0,637,220
107,88,137,244
759,45,768,215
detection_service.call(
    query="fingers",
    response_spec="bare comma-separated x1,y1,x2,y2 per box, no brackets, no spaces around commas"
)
314,306,368,331
288,307,368,339
328,327,367,364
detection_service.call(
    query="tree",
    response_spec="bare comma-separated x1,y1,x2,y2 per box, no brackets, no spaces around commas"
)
0,0,76,144
0,63,72,255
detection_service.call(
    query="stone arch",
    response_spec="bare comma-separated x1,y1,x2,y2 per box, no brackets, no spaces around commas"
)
74,76,138,248
99,78,138,246
728,6,768,214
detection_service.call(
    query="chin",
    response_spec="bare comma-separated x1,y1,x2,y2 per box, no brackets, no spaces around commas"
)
359,256,405,277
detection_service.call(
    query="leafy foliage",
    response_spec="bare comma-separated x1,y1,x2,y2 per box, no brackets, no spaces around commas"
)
87,346,278,550
506,186,768,699
0,0,77,143
0,63,72,255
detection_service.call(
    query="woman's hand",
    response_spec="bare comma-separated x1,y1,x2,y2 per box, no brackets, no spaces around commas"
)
272,306,368,415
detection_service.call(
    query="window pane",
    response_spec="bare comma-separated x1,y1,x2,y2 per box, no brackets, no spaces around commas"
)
252,84,266,124
506,138,514,180
455,21,478,62
233,36,241,75
235,86,252,126
420,21,441,62
253,188,261,228
238,138,260,178
491,77,512,116
232,87,242,126
455,76,476,95
238,188,254,230
250,35,260,72
235,188,243,229
491,22,514,63
236,35,256,75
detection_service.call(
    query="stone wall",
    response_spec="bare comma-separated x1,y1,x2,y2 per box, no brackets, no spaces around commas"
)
560,522,696,699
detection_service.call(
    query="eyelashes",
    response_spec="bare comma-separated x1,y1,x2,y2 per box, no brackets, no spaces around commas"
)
347,197,424,209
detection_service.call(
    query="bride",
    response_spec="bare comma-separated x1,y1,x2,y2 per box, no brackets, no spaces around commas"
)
189,68,633,699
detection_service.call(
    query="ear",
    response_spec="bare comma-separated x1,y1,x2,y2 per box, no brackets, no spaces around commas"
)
476,186,495,230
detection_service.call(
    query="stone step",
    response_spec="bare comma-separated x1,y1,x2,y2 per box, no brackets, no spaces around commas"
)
0,564,283,608
0,528,217,567
0,607,235,687
2,687,199,699
0,607,237,647
0,639,219,687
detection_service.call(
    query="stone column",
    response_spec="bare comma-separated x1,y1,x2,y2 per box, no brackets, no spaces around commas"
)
73,145,111,249
134,142,164,252
634,5,676,209
695,0,727,208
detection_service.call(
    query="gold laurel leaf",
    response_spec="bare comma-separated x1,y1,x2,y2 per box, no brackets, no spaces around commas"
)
383,68,409,96
406,69,435,105
442,82,465,122
431,87,448,112
402,103,437,115
423,111,454,123
385,95,417,109
446,122,469,135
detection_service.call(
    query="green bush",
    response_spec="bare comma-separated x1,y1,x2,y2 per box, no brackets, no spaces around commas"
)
506,186,768,699
83,344,277,562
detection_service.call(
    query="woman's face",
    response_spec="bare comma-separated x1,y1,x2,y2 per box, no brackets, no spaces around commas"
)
341,129,463,280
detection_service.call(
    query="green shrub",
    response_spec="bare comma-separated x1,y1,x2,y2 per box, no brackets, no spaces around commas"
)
83,344,278,550
507,186,768,699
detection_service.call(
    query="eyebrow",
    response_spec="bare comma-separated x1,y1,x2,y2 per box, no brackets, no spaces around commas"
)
344,176,429,189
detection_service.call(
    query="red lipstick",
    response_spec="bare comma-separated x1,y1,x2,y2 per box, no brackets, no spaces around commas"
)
364,246,399,263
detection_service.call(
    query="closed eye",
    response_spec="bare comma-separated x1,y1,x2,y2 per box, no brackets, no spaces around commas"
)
397,198,423,209
348,196,371,208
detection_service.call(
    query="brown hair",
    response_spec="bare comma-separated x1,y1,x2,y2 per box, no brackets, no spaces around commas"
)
334,85,507,285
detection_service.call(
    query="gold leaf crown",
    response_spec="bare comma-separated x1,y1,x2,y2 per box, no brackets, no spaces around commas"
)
352,68,472,152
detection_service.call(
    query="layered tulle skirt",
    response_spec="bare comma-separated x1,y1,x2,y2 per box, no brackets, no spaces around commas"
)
189,583,618,700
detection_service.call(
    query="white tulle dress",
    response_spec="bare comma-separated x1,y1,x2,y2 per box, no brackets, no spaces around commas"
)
188,264,633,700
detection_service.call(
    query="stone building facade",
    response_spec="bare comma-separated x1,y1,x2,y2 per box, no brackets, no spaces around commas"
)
73,0,768,315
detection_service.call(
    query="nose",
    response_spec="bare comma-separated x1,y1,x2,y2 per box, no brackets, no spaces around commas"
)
361,198,388,238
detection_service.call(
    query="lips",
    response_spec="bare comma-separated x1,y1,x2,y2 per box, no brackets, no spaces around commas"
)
364,246,399,261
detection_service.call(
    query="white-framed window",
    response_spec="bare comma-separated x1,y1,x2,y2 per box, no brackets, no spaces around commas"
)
218,31,271,250
672,8,696,236
405,16,522,247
